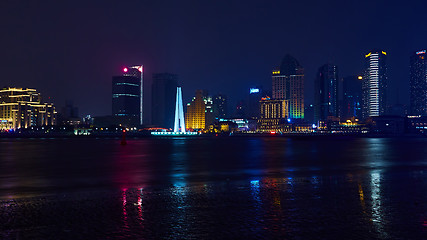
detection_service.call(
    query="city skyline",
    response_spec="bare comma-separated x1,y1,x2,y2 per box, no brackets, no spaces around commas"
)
1,0,427,118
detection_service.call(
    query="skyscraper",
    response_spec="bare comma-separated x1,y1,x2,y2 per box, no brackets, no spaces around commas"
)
410,50,427,116
342,75,363,120
314,64,339,122
123,65,143,125
213,94,227,119
272,54,304,119
151,73,178,129
362,50,388,119
112,73,140,126
202,91,215,127
185,90,206,130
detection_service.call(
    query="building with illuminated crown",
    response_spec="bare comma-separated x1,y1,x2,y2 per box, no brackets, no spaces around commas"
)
185,90,206,130
362,50,388,119
410,49,427,116
0,88,56,130
272,54,304,119
112,66,143,126
314,64,339,122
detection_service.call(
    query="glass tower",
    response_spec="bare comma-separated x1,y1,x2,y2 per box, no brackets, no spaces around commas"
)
410,50,427,116
314,64,339,121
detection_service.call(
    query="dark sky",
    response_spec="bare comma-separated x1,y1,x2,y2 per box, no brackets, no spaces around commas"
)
1,0,427,121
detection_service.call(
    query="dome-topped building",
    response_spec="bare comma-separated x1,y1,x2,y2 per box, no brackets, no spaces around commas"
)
272,54,305,119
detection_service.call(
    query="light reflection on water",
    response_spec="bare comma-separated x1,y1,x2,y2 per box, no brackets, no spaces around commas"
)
370,171,388,238
1,137,427,239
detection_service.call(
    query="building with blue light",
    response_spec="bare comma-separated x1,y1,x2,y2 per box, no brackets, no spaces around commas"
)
247,86,263,119
112,74,141,126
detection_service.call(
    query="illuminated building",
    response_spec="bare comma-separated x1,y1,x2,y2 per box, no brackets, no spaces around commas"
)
112,72,140,126
123,65,144,125
0,88,56,130
201,90,215,127
185,90,206,130
314,64,339,122
410,50,427,116
342,75,362,120
174,87,186,132
257,97,290,132
362,50,388,119
272,54,304,119
151,73,178,129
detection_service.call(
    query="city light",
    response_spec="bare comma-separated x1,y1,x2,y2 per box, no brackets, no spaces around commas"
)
123,67,128,72
249,88,260,94
416,50,426,55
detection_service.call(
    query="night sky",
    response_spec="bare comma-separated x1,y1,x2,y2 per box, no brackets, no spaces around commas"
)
1,0,427,121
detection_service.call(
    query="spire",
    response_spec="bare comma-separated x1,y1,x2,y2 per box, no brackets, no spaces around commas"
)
173,87,186,132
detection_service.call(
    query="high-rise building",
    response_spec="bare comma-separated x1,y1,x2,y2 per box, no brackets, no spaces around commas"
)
151,73,178,129
202,91,215,127
123,65,143,125
272,54,304,119
342,75,363,120
410,50,427,116
185,90,206,130
112,72,140,126
213,94,227,119
362,50,388,119
314,64,339,122
0,88,56,130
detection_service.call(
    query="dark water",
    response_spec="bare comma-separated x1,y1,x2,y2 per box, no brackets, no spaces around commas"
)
1,136,427,239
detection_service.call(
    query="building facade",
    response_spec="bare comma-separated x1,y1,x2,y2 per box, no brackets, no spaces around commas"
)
257,97,290,132
0,88,56,130
151,73,178,129
213,94,227,119
185,90,206,130
314,64,339,122
342,75,363,120
112,74,140,126
272,54,304,119
410,50,427,116
362,50,388,119
123,65,143,125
